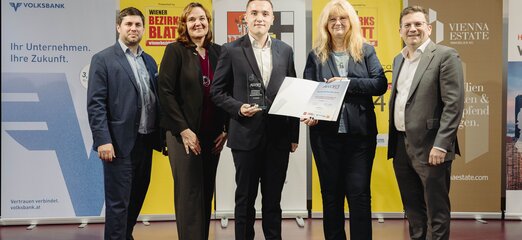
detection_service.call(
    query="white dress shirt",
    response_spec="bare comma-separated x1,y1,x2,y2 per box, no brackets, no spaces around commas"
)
394,39,431,132
248,34,272,87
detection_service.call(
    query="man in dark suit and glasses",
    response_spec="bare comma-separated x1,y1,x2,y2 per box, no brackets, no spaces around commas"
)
211,0,299,239
388,5,464,240
87,7,163,240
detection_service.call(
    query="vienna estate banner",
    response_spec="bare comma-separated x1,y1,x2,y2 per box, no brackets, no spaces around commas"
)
1,0,114,223
410,0,503,216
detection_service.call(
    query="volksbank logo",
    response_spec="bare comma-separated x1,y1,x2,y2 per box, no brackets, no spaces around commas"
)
9,2,22,11
9,2,65,12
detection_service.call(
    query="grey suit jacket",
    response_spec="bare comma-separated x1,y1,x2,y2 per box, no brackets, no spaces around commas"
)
388,41,464,163
211,35,299,151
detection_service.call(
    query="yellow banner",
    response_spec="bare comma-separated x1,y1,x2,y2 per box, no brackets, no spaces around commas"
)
120,0,213,215
311,0,404,215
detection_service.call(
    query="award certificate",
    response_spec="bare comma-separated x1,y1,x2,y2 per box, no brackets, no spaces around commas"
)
269,77,350,121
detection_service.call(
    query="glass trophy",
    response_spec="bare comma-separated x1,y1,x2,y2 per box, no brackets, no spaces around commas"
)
247,73,266,110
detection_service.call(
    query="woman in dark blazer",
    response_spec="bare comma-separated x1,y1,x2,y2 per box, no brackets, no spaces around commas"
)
302,0,387,239
157,3,227,240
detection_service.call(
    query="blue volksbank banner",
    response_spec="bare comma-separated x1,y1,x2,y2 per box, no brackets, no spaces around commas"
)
1,0,115,220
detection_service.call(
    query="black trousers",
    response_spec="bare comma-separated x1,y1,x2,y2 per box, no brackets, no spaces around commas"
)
231,138,290,240
393,132,452,240
310,133,376,240
166,131,220,240
103,133,153,240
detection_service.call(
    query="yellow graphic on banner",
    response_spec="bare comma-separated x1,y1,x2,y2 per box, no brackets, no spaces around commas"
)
311,0,403,215
120,0,213,215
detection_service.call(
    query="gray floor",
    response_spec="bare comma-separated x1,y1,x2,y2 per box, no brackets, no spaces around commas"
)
1,219,522,240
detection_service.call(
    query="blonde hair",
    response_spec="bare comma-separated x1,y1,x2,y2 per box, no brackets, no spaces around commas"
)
313,0,365,63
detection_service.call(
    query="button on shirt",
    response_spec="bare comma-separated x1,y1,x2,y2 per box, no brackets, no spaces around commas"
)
393,39,431,132
249,34,272,87
119,40,157,134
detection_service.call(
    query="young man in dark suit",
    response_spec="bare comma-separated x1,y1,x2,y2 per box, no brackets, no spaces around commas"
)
388,6,464,240
211,1,299,239
87,7,163,240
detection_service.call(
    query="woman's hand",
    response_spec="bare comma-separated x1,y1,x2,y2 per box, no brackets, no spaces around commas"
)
324,77,345,83
301,116,319,126
180,128,201,155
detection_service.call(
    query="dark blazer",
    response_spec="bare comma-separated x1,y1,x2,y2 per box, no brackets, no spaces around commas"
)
87,42,162,157
211,35,299,151
303,43,387,136
387,41,464,163
158,42,227,137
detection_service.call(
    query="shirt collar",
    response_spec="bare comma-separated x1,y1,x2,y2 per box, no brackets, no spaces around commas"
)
401,38,431,60
118,39,143,56
248,33,271,49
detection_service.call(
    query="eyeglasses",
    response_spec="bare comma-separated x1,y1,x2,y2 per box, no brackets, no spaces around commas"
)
401,21,426,29
328,16,349,24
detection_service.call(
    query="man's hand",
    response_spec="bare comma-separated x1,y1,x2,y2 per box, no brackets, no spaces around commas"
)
428,147,446,166
239,104,262,117
180,128,201,155
212,132,228,155
98,143,116,162
290,143,298,153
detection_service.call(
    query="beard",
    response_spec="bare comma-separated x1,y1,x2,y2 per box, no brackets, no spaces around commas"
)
122,35,142,47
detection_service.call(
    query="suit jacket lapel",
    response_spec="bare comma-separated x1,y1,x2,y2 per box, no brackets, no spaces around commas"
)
209,44,219,73
141,53,158,91
190,47,203,92
114,43,139,91
407,42,436,101
241,36,263,83
266,39,281,100
390,55,404,104
347,54,355,77
327,53,341,77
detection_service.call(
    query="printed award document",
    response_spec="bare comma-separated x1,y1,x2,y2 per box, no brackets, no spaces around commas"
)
269,77,350,121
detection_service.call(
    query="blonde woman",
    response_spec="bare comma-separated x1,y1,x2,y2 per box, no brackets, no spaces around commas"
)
302,0,387,239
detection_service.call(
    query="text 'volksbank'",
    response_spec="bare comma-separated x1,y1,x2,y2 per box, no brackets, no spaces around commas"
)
10,2,65,11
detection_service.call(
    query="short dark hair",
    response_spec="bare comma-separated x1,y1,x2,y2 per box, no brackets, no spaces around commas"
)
246,0,273,10
117,7,145,26
400,5,429,25
176,2,213,47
